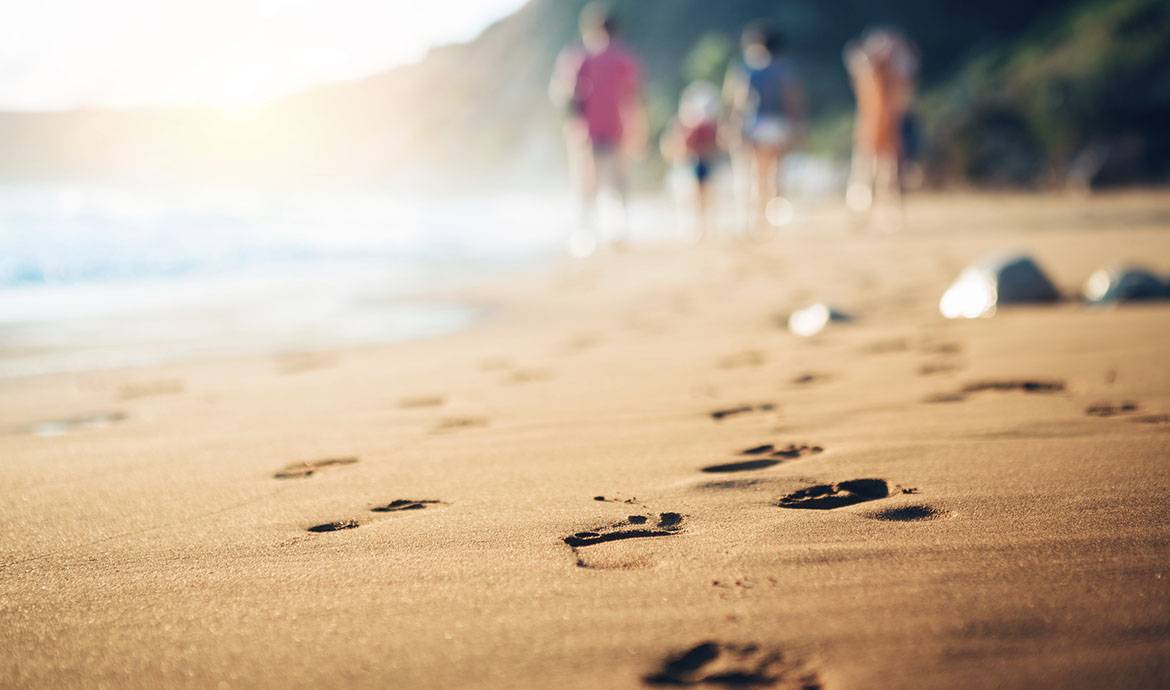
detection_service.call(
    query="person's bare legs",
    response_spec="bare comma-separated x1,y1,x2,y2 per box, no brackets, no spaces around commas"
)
610,152,631,247
751,146,780,232
568,146,601,257
694,179,710,240
589,148,629,248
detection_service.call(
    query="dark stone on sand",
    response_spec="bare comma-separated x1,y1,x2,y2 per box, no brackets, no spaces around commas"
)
1084,266,1170,304
981,255,1061,304
941,254,1059,318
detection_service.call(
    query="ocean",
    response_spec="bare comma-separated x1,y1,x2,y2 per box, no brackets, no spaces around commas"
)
0,182,569,378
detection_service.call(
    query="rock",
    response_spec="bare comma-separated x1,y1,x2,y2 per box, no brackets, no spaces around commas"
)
940,254,1060,319
787,303,852,337
1083,266,1170,303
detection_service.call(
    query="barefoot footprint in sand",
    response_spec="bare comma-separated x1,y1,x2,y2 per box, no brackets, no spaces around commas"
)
563,513,684,569
371,499,447,513
702,444,824,473
926,379,1066,404
273,457,358,479
306,499,448,533
709,403,776,422
778,479,892,510
644,640,821,688
564,512,684,548
1085,401,1139,417
864,504,948,522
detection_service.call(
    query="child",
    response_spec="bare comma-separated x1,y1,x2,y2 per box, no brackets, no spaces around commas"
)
661,81,722,238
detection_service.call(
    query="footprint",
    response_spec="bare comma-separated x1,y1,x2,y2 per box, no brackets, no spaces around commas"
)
593,495,641,505
371,499,446,512
702,459,783,474
273,457,358,479
399,395,446,409
790,372,829,386
778,479,891,510
1085,401,1138,417
564,512,684,549
307,500,446,534
306,519,360,533
644,641,821,688
697,478,766,491
769,444,824,459
961,379,1065,394
923,392,967,404
702,444,823,473
928,379,1066,403
29,411,127,437
865,504,947,522
1132,414,1169,425
433,417,488,433
709,403,776,422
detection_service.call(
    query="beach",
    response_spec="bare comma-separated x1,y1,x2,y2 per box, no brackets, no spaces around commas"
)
2,192,1168,689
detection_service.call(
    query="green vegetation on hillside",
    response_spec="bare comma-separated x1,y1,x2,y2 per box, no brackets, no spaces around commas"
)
924,0,1170,187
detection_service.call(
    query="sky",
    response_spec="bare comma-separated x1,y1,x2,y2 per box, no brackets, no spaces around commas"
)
0,0,528,111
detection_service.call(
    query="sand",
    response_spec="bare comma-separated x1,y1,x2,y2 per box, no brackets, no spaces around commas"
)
1,192,1169,689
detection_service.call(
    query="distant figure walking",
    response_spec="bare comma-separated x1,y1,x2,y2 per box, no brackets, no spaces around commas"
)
660,81,722,240
844,28,919,220
566,4,645,256
725,22,806,232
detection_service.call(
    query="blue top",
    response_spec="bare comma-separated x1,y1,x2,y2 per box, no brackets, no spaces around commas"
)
744,58,794,121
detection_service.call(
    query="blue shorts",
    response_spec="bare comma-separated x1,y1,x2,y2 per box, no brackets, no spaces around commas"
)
692,158,713,183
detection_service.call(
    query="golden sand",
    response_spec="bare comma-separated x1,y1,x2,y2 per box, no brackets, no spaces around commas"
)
2,193,1168,688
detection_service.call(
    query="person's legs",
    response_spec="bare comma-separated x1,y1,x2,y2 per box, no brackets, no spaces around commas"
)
563,119,588,198
752,146,779,228
692,159,712,240
847,148,877,214
568,143,602,257
732,145,754,233
589,146,629,245
609,151,631,244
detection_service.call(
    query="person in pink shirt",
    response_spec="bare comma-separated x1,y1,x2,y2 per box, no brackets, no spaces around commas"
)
568,4,645,256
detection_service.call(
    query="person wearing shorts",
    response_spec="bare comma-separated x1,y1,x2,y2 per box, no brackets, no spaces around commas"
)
569,4,644,255
844,28,919,219
661,80,722,236
725,22,805,230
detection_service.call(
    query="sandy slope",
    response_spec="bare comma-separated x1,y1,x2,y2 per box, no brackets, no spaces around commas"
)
1,193,1168,689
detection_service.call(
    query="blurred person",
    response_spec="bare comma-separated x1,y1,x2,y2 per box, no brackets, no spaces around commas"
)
724,22,806,232
844,28,919,221
660,81,722,239
568,4,645,256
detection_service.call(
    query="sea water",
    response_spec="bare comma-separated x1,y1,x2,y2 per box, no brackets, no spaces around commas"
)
0,182,569,377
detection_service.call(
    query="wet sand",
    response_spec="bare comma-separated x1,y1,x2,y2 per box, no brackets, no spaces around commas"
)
2,192,1169,689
